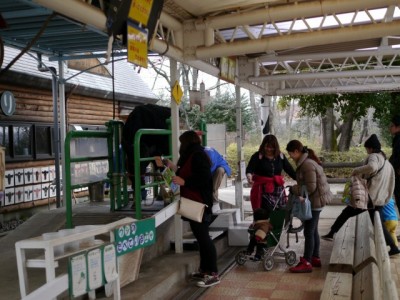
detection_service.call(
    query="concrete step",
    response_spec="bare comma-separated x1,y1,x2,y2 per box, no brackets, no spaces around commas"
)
228,221,252,246
115,233,240,300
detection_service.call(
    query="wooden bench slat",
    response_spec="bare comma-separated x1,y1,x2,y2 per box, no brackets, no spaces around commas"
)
352,262,381,300
329,217,356,273
320,272,353,300
353,212,377,273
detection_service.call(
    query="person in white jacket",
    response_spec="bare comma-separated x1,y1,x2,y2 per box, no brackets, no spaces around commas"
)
352,134,399,256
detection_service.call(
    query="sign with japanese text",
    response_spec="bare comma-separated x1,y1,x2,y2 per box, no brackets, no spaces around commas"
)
114,218,156,256
129,0,154,26
127,23,148,68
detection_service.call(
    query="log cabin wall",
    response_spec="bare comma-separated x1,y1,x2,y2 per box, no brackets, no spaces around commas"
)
67,94,119,125
0,83,121,214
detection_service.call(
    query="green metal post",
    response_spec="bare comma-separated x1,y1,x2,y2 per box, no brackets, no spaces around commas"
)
133,129,172,219
64,133,73,228
64,130,112,228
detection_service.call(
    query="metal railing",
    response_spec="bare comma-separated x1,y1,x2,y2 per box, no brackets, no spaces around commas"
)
64,120,125,228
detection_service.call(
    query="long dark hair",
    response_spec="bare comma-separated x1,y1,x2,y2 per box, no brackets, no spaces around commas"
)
179,130,201,156
258,134,281,158
286,140,321,165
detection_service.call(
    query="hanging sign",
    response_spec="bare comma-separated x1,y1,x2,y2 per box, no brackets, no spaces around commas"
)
69,253,88,298
172,81,183,105
103,244,118,283
114,218,155,256
127,23,148,68
219,57,236,84
1,91,16,116
128,0,154,27
68,243,118,298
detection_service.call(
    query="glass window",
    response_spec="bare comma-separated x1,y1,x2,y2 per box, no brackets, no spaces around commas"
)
0,125,10,156
36,126,51,155
13,125,32,156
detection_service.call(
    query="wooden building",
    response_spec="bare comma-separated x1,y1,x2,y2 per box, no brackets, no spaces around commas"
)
0,46,158,216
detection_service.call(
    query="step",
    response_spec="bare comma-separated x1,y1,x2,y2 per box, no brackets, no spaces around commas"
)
117,233,236,300
170,230,225,251
210,208,241,229
228,221,252,246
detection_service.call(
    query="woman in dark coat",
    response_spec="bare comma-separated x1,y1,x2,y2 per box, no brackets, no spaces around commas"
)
171,130,220,288
246,134,296,212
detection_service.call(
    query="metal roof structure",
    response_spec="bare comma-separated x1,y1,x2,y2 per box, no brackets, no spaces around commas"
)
1,0,400,96
1,46,157,104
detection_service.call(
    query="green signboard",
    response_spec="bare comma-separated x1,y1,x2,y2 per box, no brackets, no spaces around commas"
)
114,218,156,256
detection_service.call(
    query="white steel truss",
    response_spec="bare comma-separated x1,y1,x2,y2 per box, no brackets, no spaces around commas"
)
154,0,400,95
26,0,400,96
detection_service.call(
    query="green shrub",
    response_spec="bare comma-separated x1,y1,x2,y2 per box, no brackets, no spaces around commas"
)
225,143,388,179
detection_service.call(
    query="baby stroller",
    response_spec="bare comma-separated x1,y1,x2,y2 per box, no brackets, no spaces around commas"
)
235,187,303,271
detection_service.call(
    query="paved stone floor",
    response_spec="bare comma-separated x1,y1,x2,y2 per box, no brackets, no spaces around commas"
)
198,206,400,300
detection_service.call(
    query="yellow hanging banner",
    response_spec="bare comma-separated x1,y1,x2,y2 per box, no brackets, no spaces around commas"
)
129,0,154,27
127,23,148,68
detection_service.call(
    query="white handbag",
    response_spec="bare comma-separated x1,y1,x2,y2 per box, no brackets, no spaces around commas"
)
177,197,207,223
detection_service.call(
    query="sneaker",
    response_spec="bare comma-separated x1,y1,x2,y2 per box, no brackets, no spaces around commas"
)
289,257,312,273
197,274,220,288
321,233,334,241
311,256,321,267
389,248,400,256
191,271,206,280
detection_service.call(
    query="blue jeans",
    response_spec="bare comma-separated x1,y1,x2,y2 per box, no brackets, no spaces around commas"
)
303,210,321,262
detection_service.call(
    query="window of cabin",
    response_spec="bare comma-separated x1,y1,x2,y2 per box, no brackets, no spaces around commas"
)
13,125,33,157
35,126,53,158
0,123,55,162
0,125,10,156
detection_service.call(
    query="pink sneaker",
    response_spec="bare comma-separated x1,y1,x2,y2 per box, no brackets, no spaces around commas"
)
289,257,312,273
311,256,321,267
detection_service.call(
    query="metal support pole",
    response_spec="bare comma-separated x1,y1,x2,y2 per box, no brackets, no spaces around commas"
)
171,58,183,254
59,60,67,208
235,85,244,222
50,69,61,208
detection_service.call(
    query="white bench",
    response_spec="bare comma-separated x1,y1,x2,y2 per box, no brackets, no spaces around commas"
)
15,217,136,300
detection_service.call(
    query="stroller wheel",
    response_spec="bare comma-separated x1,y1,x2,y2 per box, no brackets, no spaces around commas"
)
235,251,247,265
285,250,297,266
263,255,274,271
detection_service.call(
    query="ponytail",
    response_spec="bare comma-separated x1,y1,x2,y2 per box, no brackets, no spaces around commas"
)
286,140,321,165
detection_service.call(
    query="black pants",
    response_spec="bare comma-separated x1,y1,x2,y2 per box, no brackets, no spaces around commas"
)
330,206,365,234
394,177,400,211
246,237,265,256
369,206,398,251
189,217,218,274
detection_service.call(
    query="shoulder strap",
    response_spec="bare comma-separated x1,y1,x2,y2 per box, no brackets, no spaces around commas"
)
367,157,386,181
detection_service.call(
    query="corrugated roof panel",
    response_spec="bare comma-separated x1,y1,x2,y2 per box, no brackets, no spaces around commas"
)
2,46,158,103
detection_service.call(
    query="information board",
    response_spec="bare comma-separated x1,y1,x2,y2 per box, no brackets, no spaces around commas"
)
68,243,118,298
114,218,156,256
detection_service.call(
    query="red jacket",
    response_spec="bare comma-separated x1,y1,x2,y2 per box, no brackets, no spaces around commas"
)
250,175,284,210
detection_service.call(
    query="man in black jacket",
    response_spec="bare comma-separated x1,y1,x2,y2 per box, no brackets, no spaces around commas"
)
389,115,400,213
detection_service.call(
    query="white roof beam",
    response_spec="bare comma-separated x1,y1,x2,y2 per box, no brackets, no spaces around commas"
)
255,48,400,63
194,0,398,30
249,69,400,82
196,20,400,59
276,83,400,95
